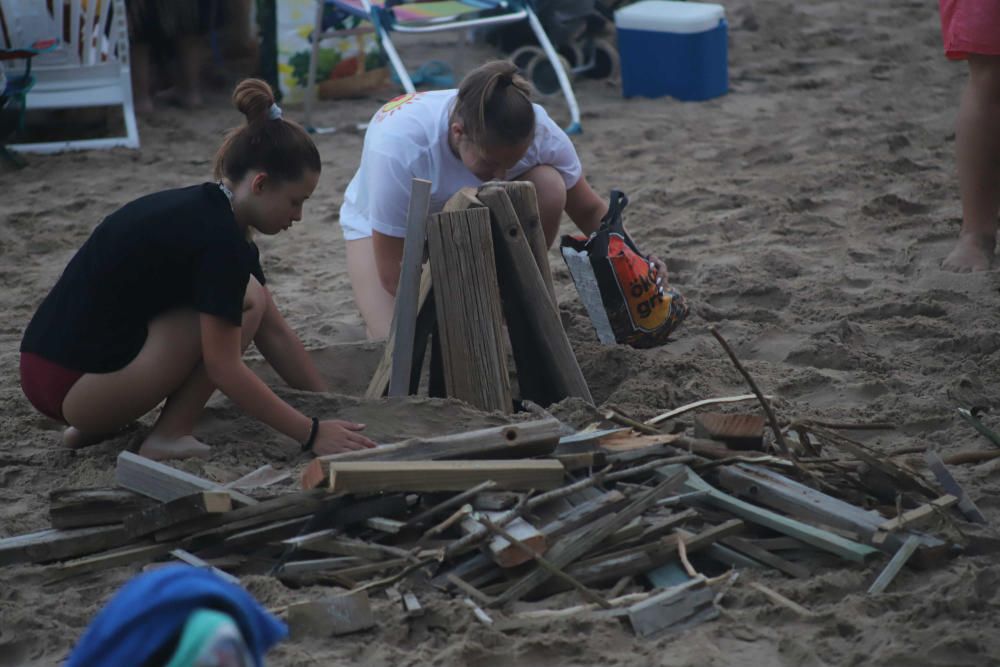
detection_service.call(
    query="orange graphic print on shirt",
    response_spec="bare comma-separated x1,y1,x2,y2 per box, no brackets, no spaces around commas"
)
375,93,422,122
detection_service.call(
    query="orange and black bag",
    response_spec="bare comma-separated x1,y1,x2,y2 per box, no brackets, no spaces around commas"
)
560,190,688,348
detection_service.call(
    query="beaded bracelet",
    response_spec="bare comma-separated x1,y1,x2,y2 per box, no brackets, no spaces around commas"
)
301,417,320,453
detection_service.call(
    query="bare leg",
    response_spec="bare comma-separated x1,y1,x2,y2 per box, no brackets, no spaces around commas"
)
175,34,204,108
519,165,568,247
130,42,154,114
346,237,395,340
943,55,1000,272
61,278,267,460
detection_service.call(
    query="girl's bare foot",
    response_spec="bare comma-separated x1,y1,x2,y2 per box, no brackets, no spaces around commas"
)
943,232,994,272
138,434,211,461
62,426,115,449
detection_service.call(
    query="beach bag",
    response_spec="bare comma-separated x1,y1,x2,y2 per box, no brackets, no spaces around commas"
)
560,190,688,348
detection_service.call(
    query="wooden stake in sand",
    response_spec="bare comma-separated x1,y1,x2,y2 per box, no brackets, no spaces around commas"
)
426,206,512,413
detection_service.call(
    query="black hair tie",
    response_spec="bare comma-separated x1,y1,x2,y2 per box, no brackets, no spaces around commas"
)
301,417,320,453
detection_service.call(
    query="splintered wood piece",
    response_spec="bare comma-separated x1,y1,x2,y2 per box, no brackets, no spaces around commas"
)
401,590,425,618
477,184,592,406
659,464,879,563
115,451,257,506
925,451,987,524
463,513,547,568
720,536,810,579
868,535,921,595
170,549,241,585
123,491,232,538
426,205,512,412
287,592,375,638
473,491,521,512
0,525,131,566
327,460,565,494
49,488,154,529
693,413,766,450
388,177,433,397
627,578,717,639
47,542,175,581
538,490,627,541
749,582,815,617
873,495,958,542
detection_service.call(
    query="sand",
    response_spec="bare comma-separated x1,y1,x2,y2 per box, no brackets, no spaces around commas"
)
3,0,1000,664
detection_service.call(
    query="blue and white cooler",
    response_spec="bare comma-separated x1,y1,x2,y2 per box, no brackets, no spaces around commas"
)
615,0,728,101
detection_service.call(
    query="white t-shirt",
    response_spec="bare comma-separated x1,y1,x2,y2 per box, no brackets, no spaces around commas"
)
339,90,583,240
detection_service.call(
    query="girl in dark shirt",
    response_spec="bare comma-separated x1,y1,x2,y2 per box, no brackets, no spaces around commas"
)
20,79,375,460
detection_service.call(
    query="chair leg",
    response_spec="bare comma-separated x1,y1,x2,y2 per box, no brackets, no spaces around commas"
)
525,5,582,134
379,28,416,94
0,145,26,168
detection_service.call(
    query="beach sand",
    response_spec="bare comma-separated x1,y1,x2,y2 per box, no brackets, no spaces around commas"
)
2,0,1000,664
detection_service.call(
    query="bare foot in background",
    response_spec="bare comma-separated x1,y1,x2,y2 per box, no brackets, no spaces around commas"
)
943,232,994,272
138,434,211,461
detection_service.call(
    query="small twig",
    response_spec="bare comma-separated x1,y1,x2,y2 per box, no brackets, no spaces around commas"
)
605,455,698,482
405,480,497,529
419,504,473,544
749,581,815,617
609,576,632,598
676,534,698,578
477,515,612,609
708,326,791,457
447,573,494,606
645,395,766,426
349,557,437,596
712,571,740,607
605,407,662,435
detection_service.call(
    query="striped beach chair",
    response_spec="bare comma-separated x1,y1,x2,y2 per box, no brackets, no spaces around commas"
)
306,0,581,134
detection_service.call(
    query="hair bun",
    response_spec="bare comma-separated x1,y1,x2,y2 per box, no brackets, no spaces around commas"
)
232,78,276,125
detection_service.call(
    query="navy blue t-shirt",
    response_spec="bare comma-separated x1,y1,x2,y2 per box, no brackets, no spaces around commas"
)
21,183,266,373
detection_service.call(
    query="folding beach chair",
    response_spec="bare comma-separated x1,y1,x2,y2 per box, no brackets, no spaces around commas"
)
0,0,139,154
305,0,581,134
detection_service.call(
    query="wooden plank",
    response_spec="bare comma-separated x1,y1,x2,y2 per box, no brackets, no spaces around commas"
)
170,549,241,585
328,460,565,494
278,557,364,577
463,513,547,568
538,490,627,541
500,181,557,306
868,535,921,594
47,542,175,581
660,464,879,563
627,578,717,639
490,473,686,607
477,185,593,406
366,517,405,534
925,451,987,524
693,412,765,450
366,266,433,398
389,177,433,397
224,465,290,490
0,525,131,566
301,419,563,488
720,536,811,578
115,451,257,506
287,592,375,638
427,205,512,412
401,591,424,618
49,487,153,529
716,463,949,563
474,492,521,511
123,491,232,538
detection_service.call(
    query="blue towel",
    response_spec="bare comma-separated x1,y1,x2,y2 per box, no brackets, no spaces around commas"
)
65,565,287,667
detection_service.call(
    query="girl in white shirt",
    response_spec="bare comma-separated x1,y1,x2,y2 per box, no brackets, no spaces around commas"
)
341,60,632,339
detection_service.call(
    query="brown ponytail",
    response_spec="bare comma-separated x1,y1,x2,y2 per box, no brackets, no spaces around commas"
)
213,78,321,184
451,60,535,147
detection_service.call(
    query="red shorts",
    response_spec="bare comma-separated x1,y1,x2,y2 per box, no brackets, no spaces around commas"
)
20,352,84,424
940,0,1000,60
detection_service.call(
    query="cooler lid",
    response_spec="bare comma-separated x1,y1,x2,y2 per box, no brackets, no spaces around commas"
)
615,1,725,34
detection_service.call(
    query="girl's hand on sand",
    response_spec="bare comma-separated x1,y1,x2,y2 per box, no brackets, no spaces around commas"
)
649,255,669,286
313,420,377,456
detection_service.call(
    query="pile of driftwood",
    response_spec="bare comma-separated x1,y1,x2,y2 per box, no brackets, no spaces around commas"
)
2,400,991,640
